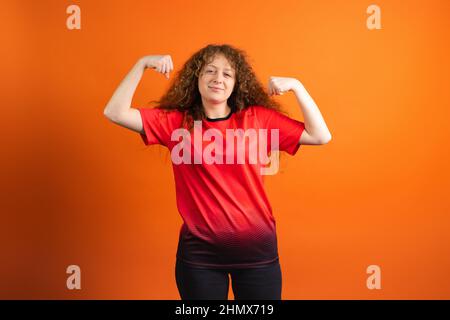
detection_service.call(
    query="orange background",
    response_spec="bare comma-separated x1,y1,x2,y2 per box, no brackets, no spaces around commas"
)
1,0,449,299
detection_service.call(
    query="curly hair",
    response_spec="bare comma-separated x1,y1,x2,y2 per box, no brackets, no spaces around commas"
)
146,43,289,131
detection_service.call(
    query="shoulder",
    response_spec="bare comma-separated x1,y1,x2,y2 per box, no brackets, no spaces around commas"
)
139,107,183,120
234,105,281,128
138,107,185,128
247,105,280,119
237,105,271,115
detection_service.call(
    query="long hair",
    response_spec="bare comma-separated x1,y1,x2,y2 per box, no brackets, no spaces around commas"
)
146,43,288,130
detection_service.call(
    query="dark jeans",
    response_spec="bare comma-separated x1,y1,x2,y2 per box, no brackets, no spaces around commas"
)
175,259,282,300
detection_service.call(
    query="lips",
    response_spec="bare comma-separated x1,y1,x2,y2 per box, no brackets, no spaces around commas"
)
209,86,223,90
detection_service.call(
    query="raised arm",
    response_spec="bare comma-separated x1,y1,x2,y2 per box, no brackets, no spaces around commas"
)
103,55,174,133
292,81,332,145
268,76,332,145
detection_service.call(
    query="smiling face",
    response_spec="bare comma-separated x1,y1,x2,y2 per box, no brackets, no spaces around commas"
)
198,54,236,105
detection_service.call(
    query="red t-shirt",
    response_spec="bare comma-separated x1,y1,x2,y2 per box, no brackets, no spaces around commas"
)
138,105,305,269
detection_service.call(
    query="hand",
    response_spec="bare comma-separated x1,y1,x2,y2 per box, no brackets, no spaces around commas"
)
268,76,300,96
140,55,174,79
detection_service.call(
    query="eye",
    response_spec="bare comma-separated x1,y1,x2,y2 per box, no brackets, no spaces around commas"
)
225,73,231,77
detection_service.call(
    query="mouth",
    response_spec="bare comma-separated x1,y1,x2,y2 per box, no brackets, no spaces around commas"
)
209,86,223,91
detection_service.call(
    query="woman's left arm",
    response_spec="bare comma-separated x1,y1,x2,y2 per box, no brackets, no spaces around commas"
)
269,77,332,145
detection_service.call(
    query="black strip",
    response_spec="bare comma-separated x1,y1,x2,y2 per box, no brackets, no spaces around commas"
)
205,109,233,122
1,300,448,319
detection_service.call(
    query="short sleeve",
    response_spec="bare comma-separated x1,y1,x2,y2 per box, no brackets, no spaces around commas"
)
253,106,305,156
137,107,173,147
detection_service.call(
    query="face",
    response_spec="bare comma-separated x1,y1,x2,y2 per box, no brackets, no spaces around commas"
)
198,54,236,104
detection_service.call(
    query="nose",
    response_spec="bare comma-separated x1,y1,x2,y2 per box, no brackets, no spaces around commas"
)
212,73,225,84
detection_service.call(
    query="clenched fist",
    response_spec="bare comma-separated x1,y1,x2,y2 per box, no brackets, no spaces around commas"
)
268,76,301,96
141,55,174,79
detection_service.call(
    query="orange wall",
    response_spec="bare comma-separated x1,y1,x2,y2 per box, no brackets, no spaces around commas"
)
1,0,449,299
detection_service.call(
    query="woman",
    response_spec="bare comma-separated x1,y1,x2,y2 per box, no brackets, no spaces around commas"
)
104,44,331,300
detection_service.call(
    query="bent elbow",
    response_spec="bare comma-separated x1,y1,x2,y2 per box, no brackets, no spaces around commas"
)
103,108,119,122
103,107,112,119
319,134,332,145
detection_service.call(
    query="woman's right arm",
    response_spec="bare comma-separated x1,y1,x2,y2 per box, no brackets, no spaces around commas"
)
103,55,173,134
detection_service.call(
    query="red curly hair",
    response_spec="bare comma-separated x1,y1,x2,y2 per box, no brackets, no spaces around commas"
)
146,43,289,130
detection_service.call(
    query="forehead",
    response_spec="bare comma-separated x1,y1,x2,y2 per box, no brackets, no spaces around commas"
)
205,55,234,71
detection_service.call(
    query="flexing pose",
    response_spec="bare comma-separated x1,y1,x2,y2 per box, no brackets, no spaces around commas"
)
104,44,331,300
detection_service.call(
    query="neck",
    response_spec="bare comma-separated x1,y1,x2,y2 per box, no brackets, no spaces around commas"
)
202,100,231,119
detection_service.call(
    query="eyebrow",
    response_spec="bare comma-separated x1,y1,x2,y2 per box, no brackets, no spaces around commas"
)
207,64,233,72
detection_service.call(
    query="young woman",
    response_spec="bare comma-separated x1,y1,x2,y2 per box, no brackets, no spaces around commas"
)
104,44,331,300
